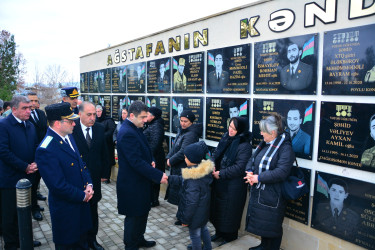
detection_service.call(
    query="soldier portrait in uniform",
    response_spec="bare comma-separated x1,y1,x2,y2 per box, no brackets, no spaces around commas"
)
173,58,187,92
157,61,170,92
119,68,126,93
280,42,313,91
361,114,375,168
313,177,360,241
172,103,184,133
207,52,229,93
286,108,311,157
226,100,240,129
136,65,145,91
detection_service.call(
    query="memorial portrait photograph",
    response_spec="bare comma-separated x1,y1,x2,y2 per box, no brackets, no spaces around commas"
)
103,68,112,93
285,167,311,225
318,102,375,172
96,70,106,93
147,58,171,93
311,172,375,249
172,52,204,93
254,33,318,94
126,95,145,107
111,95,126,122
89,71,99,93
111,66,124,93
322,24,375,96
206,44,250,93
80,73,88,93
146,96,170,132
206,98,249,142
127,62,146,93
253,99,315,160
171,97,203,134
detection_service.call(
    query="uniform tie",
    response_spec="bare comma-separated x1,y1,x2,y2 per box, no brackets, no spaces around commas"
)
334,208,339,223
31,110,39,121
86,127,91,148
291,66,295,77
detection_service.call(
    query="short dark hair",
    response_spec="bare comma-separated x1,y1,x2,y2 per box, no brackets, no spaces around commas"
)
228,100,238,109
329,178,348,193
3,101,11,109
10,95,30,109
287,108,302,118
370,114,375,127
287,42,301,50
128,100,148,117
122,105,128,111
27,92,37,96
79,101,95,112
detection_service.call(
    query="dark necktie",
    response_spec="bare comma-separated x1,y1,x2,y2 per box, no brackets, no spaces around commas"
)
32,110,39,122
217,72,220,80
291,66,295,77
334,208,339,223
86,128,91,148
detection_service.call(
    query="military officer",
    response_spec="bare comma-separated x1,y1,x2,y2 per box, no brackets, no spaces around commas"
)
361,114,375,168
61,87,80,114
173,58,187,92
35,102,93,249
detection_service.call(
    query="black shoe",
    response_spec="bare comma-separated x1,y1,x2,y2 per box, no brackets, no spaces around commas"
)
138,240,156,248
33,240,42,247
151,201,160,207
37,193,46,201
105,180,111,184
35,205,44,212
88,240,104,250
174,220,182,225
218,240,229,246
187,244,192,250
32,211,43,221
210,234,222,242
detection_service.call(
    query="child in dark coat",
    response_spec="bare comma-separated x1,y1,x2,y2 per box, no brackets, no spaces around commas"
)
168,141,214,250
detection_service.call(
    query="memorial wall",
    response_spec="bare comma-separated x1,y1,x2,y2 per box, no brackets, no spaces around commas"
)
80,0,375,249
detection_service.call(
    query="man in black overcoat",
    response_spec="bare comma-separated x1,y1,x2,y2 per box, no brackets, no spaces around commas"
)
73,101,109,250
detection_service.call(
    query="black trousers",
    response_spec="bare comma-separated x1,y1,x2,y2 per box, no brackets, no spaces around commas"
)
87,201,99,242
55,232,89,250
124,213,149,250
260,236,282,250
215,229,238,242
152,183,160,203
1,188,19,249
31,171,41,211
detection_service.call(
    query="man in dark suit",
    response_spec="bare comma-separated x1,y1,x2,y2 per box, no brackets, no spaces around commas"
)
0,95,41,249
207,53,229,93
27,92,48,221
35,102,93,249
157,61,170,92
73,101,108,250
286,108,311,157
116,101,168,249
61,86,80,114
280,42,313,91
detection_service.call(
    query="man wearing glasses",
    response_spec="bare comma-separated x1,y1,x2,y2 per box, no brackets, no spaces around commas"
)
36,102,94,249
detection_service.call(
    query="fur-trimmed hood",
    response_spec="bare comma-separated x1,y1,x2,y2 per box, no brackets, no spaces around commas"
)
182,159,214,180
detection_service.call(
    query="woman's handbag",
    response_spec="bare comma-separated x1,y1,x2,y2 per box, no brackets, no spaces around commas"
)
281,159,309,200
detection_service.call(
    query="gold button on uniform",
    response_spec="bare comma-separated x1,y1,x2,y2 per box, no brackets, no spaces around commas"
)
71,163,74,166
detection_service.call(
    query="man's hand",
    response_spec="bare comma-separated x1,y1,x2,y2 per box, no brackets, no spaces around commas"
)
151,161,156,168
244,171,258,185
212,167,220,179
182,224,188,227
160,173,168,184
167,159,170,167
83,185,94,202
26,162,38,174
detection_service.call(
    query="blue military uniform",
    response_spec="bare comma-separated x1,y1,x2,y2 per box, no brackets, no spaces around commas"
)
35,103,92,246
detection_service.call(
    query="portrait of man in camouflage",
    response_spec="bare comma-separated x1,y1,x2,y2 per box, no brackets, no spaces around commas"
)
361,114,375,168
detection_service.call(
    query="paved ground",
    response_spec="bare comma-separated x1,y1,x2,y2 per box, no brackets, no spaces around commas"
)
0,179,258,250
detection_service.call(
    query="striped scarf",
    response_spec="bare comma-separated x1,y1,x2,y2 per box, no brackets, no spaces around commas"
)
252,133,286,190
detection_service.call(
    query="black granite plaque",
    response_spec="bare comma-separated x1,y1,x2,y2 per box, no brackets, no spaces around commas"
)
172,52,204,93
88,71,98,93
322,24,375,96
285,167,311,224
80,73,88,93
146,96,170,132
171,97,203,134
318,102,375,172
311,171,375,249
126,95,145,106
111,95,127,122
206,98,250,142
253,99,315,160
147,58,171,93
112,66,127,93
207,44,250,93
127,63,146,93
254,34,318,94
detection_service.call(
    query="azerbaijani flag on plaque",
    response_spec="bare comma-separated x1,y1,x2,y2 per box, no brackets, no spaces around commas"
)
303,104,313,124
316,174,329,198
140,64,146,74
238,101,248,116
208,52,215,67
301,36,314,59
146,98,151,107
173,58,178,70
165,59,170,71
172,99,178,111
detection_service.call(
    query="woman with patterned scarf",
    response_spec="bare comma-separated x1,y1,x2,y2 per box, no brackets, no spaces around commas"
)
244,114,294,250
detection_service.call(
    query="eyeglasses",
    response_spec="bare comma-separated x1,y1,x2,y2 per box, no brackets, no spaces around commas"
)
61,119,74,125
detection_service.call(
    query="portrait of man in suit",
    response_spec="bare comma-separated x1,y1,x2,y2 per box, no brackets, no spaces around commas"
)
286,108,311,156
208,53,229,93
361,114,375,168
157,61,170,92
136,64,145,91
280,42,313,91
313,178,359,241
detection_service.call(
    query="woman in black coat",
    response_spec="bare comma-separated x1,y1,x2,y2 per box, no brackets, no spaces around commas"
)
244,114,294,250
210,117,252,246
96,104,116,183
143,107,166,207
